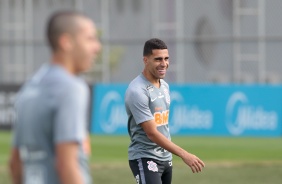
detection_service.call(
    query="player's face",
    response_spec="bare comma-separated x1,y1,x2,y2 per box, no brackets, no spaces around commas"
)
71,19,101,73
144,49,169,80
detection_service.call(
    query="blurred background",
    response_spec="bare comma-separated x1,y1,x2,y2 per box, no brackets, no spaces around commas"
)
0,1,282,184
1,0,282,84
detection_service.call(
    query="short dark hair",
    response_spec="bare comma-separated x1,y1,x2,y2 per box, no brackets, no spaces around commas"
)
46,10,87,51
143,38,168,56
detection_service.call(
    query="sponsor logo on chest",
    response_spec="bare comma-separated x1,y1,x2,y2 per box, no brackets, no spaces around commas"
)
154,110,169,126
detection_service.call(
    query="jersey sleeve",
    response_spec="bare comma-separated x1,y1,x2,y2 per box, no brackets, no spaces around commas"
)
126,87,154,125
54,83,89,144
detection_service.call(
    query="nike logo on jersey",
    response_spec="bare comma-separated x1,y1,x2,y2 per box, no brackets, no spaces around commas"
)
151,97,157,102
151,95,164,102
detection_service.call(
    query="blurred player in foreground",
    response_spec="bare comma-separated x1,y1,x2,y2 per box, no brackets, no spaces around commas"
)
125,38,205,184
9,10,101,184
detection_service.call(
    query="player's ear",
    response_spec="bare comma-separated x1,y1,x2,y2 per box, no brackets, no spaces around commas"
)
143,56,148,65
59,33,73,52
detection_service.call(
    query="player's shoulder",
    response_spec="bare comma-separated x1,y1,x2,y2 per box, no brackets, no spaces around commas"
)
58,76,89,100
126,74,149,95
35,64,89,98
61,74,87,92
49,64,87,91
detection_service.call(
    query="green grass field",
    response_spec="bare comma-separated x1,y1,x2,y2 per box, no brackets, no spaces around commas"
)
1,131,282,184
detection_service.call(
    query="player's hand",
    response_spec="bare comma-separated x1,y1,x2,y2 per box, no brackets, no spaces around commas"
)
182,152,205,173
82,135,91,156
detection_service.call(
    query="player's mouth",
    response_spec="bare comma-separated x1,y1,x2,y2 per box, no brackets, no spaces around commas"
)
157,68,166,75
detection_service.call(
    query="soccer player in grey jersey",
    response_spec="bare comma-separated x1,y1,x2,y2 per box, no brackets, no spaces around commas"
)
125,38,205,184
9,11,101,184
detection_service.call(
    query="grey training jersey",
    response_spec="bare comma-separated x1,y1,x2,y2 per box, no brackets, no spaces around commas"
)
12,64,91,184
125,74,172,161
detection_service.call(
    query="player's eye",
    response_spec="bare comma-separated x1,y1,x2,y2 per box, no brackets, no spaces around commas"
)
154,57,169,61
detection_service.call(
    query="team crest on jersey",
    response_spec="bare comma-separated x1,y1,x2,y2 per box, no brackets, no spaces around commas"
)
147,161,158,172
163,88,170,104
146,85,154,92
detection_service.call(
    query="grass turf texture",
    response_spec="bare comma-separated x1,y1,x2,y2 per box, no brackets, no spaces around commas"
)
0,131,282,184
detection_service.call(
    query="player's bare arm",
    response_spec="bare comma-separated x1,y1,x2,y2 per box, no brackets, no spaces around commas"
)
141,120,205,173
9,148,22,184
56,142,84,184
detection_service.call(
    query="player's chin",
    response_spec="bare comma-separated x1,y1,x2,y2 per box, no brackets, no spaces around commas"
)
158,74,166,79
79,61,93,73
156,71,166,79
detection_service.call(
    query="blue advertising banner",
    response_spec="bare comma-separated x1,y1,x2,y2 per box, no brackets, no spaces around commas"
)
91,84,128,135
91,84,282,137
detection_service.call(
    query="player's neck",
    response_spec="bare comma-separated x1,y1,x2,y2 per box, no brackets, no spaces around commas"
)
52,53,77,75
142,71,160,88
